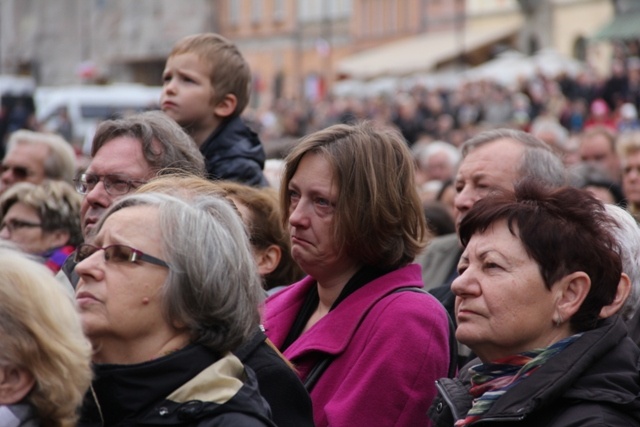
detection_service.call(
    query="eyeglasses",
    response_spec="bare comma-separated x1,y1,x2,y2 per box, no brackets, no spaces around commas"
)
0,164,31,180
74,243,170,268
73,173,147,196
0,219,42,233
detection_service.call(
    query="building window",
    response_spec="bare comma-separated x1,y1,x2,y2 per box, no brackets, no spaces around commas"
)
573,36,587,62
274,0,285,22
229,1,240,26
251,0,263,25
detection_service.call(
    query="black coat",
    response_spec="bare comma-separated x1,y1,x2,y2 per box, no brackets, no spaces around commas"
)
429,316,640,426
234,329,315,427
78,344,276,427
200,116,268,187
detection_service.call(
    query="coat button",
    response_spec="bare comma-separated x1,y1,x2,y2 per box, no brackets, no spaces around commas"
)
436,402,444,413
178,401,204,419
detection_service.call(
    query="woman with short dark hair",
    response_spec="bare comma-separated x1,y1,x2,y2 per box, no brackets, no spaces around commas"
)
429,180,640,426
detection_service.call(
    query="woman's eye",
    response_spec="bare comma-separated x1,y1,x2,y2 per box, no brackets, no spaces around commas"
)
316,198,330,207
288,190,300,201
483,262,501,270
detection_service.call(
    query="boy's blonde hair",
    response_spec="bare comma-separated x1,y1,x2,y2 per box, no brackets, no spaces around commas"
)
170,33,251,117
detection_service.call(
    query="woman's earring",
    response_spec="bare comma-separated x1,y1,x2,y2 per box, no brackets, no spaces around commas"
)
553,314,564,327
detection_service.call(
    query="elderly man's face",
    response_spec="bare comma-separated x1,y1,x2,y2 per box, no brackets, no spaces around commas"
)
453,139,525,228
80,136,155,237
0,144,49,194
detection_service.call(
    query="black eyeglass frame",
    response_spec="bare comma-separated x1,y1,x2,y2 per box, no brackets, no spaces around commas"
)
0,219,42,233
74,243,170,268
73,173,148,196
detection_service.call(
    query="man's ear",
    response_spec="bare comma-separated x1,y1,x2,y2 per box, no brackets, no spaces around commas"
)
599,273,631,319
255,244,282,277
213,94,238,119
555,271,591,324
0,365,35,405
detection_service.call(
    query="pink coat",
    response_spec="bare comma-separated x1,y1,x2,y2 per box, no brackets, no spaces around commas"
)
264,264,450,427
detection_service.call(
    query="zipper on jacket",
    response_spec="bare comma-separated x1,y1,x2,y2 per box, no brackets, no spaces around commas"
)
435,380,464,421
89,384,105,427
435,380,527,425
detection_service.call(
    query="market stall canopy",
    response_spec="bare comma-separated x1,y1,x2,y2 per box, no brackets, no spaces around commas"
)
593,11,640,41
336,22,521,80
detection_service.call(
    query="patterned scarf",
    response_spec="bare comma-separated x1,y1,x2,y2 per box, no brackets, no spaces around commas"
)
42,245,76,273
455,334,582,426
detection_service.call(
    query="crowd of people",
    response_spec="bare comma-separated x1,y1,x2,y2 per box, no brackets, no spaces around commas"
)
1,31,640,426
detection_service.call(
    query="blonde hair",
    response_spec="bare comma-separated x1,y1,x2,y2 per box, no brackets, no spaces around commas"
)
618,130,640,158
169,33,251,116
0,247,92,427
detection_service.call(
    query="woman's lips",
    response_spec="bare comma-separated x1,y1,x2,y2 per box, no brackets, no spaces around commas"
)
76,291,100,307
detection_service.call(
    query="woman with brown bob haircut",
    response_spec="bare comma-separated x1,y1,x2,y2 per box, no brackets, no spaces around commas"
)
264,121,452,426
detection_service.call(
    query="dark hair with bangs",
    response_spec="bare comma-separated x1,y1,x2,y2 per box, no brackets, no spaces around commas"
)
280,121,427,269
458,180,621,332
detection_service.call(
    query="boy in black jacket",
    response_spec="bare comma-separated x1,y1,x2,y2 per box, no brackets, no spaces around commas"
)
161,33,268,187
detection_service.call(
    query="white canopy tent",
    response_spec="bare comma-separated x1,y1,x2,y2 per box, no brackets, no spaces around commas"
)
464,48,586,88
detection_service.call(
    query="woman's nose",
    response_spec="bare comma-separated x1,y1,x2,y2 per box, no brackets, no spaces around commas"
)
453,186,477,216
288,200,309,228
450,268,479,297
75,250,104,281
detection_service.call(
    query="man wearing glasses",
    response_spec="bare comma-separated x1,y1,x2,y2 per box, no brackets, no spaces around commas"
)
0,130,77,194
58,110,204,286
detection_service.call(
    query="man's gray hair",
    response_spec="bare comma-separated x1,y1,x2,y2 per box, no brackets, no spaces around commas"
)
91,110,205,177
462,128,567,188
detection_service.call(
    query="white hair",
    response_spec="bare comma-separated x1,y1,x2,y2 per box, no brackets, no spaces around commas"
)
416,140,461,170
605,204,640,321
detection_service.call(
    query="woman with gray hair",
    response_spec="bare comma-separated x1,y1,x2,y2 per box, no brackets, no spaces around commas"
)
74,192,275,426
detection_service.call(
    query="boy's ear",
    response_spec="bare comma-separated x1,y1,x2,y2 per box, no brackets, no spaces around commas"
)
214,94,238,119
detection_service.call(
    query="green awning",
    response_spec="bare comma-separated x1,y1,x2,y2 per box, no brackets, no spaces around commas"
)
593,12,640,41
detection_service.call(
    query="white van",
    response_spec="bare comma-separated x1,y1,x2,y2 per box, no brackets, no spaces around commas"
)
35,84,162,153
